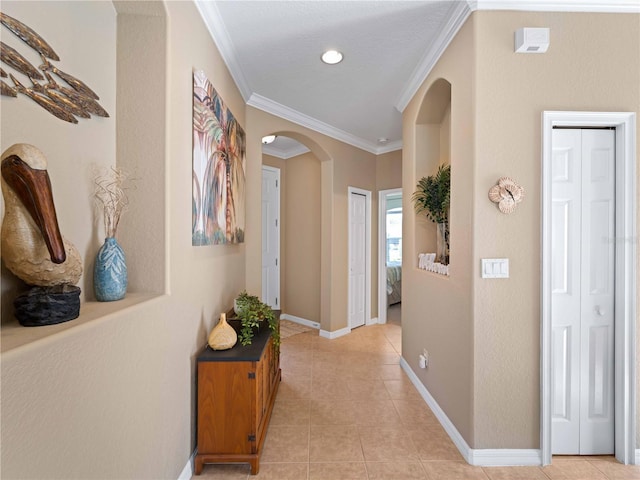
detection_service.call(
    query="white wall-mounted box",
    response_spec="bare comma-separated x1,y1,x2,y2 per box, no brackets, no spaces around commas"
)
515,27,550,53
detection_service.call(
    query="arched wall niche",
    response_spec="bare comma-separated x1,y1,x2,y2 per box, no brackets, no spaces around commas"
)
414,77,452,262
0,1,168,352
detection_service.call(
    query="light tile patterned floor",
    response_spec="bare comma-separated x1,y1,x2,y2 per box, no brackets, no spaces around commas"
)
194,323,640,480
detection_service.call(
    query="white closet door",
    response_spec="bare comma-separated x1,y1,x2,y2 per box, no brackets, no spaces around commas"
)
262,167,280,309
551,128,615,455
349,192,366,329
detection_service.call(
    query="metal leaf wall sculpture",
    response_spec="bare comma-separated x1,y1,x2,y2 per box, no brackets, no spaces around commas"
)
0,11,109,122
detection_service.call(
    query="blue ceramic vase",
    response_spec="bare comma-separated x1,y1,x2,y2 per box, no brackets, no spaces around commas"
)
94,237,127,301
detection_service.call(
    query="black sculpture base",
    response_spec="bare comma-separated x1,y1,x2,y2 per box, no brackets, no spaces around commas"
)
14,285,81,327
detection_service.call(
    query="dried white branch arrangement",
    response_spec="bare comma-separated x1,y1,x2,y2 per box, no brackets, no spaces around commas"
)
93,166,133,238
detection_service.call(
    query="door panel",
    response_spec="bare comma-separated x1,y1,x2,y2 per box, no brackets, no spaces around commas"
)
551,128,615,455
587,325,609,417
551,325,571,419
588,200,612,295
262,167,280,308
579,129,615,455
551,201,570,294
349,192,366,329
551,129,582,454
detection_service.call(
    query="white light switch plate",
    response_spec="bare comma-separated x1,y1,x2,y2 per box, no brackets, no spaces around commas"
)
481,258,509,278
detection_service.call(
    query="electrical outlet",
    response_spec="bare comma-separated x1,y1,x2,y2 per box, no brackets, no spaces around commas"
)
418,354,427,369
422,349,429,367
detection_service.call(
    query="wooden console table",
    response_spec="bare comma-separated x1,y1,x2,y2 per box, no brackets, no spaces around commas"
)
194,318,281,475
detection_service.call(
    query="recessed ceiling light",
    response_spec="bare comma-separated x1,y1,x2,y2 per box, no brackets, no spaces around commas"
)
321,50,343,65
378,137,388,144
262,135,276,145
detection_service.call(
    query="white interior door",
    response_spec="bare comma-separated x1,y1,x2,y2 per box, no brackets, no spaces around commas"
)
349,191,367,329
262,166,280,309
551,128,615,455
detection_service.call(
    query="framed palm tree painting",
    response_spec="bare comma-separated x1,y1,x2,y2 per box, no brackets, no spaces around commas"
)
192,69,246,245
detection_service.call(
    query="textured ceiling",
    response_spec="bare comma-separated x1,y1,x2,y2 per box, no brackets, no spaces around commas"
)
199,1,458,154
198,1,638,156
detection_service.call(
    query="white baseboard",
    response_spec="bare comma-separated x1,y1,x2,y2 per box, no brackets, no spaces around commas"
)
366,316,379,326
280,313,320,330
469,449,542,466
320,326,351,339
177,450,196,480
399,357,542,467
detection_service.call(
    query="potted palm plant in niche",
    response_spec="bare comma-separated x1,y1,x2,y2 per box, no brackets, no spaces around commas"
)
234,291,280,349
412,164,450,265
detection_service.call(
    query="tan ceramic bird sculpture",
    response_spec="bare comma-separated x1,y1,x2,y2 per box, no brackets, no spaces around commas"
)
1,143,82,287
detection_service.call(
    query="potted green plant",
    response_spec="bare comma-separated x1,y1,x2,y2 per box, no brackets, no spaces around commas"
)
411,164,451,264
234,291,280,348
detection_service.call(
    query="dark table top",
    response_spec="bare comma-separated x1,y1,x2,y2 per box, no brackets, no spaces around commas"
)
197,310,280,362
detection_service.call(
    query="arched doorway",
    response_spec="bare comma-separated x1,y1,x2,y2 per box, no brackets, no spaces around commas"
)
261,134,322,330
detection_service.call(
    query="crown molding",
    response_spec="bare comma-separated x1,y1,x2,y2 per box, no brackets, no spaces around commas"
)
376,140,403,155
395,1,472,113
396,0,638,112
472,0,640,13
262,143,310,160
194,1,252,101
248,93,401,155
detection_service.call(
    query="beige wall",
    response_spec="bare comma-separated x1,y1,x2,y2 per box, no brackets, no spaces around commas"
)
333,148,379,324
1,2,246,478
472,10,640,449
403,9,640,451
284,152,322,322
265,147,400,326
403,14,476,444
376,149,402,191
263,151,322,322
246,109,379,331
116,5,167,296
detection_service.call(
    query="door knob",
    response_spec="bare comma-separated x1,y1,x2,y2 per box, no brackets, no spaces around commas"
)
595,306,605,316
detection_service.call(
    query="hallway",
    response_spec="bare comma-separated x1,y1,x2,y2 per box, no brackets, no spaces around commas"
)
195,322,640,479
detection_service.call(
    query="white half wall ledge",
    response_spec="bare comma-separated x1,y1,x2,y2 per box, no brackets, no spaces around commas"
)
319,326,351,340
280,313,320,330
400,357,542,467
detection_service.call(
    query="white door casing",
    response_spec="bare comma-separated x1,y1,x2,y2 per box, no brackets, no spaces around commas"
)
262,166,280,309
378,188,402,325
348,187,371,330
541,111,637,466
551,128,615,455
